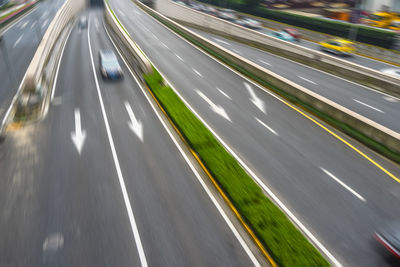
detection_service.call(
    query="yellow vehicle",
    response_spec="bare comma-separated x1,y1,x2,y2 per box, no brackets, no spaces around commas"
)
319,39,356,56
365,12,398,28
388,20,400,31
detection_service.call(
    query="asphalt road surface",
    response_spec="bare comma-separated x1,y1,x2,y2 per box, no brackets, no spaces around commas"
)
108,0,400,266
0,9,261,267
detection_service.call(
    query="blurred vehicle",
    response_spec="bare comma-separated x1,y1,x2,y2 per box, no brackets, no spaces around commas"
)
99,49,123,80
364,12,399,28
78,16,87,28
235,18,262,29
270,31,297,42
190,3,203,11
382,68,400,78
375,222,400,259
203,6,217,16
319,39,356,56
388,20,400,31
282,28,301,41
175,1,186,6
217,8,238,21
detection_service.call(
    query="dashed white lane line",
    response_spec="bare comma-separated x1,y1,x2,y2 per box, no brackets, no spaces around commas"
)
213,38,230,45
175,53,184,62
297,75,317,85
161,42,169,49
13,34,23,48
255,117,278,136
192,68,203,78
88,20,148,267
383,96,399,103
233,49,241,55
20,21,29,29
41,19,49,29
258,60,271,66
320,168,366,202
31,21,37,29
353,99,385,113
217,88,231,100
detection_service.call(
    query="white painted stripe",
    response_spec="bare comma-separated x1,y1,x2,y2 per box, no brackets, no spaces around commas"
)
217,88,231,100
321,168,366,202
213,38,230,45
88,20,148,267
383,96,398,103
161,42,169,49
104,22,261,267
255,117,278,136
258,60,271,66
233,49,241,55
31,21,37,29
297,75,317,85
175,53,184,62
20,21,29,29
41,19,49,29
13,34,23,48
353,99,384,113
192,68,202,77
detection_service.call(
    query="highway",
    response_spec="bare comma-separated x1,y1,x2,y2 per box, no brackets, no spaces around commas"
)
0,9,263,266
108,0,400,266
0,0,65,122
185,27,400,134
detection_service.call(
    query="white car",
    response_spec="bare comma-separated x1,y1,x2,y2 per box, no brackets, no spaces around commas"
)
217,8,238,21
382,68,400,78
236,18,262,29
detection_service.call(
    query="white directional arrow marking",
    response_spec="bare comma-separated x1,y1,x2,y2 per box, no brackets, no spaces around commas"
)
196,90,231,122
124,102,143,142
71,109,86,154
244,82,266,113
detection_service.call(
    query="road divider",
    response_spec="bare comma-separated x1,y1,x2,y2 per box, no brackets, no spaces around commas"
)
1,0,85,132
134,0,400,164
154,0,400,98
105,1,331,266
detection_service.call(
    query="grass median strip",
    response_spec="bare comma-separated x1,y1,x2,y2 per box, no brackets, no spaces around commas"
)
144,69,330,267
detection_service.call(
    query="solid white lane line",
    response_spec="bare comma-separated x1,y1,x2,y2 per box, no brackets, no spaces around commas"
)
255,117,278,136
217,88,231,100
297,75,317,85
88,21,148,267
258,60,271,66
175,53,184,62
213,38,230,45
192,68,203,77
353,99,385,113
13,34,23,48
320,168,366,202
105,25,260,267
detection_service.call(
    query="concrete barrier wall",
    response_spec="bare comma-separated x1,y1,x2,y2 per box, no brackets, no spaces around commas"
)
135,0,400,155
104,1,152,76
154,0,400,97
23,0,85,91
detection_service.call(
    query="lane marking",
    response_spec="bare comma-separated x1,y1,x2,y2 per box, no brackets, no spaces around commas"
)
144,14,400,186
20,21,29,29
297,75,317,85
353,99,385,113
104,23,261,267
41,19,49,29
192,68,203,77
175,53,184,62
383,96,399,103
88,19,148,267
217,88,231,100
213,38,230,45
13,34,23,48
31,21,37,29
258,59,271,66
161,42,169,49
255,117,278,136
321,168,366,202
233,49,241,55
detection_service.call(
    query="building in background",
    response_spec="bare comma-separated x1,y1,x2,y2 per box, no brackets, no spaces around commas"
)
360,0,400,12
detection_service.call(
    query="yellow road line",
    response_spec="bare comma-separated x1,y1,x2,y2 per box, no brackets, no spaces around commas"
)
145,84,277,267
278,97,400,184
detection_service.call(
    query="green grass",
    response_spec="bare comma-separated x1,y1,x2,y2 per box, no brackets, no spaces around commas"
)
144,69,330,267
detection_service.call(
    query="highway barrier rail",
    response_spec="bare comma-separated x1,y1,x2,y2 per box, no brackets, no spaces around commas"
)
2,0,85,128
105,1,332,266
135,0,400,164
154,0,400,98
